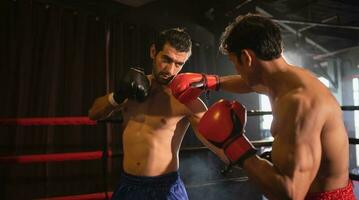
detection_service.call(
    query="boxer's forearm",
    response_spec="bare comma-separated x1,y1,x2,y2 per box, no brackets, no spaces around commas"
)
242,155,303,200
88,94,117,120
193,129,231,164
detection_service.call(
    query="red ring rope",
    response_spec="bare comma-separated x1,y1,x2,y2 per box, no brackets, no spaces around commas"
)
0,117,97,126
39,192,113,200
0,151,113,164
0,116,114,199
1,115,358,199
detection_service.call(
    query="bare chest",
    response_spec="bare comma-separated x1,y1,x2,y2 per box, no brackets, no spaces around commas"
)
121,89,189,130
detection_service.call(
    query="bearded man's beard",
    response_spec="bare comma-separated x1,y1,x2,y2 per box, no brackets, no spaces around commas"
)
152,68,175,85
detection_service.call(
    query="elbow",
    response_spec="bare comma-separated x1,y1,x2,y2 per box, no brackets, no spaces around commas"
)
266,181,294,200
278,183,295,200
267,191,292,200
279,190,293,200
88,108,100,121
88,110,96,121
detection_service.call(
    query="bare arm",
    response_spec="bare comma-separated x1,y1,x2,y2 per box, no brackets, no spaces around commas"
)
242,97,322,199
219,75,253,93
185,99,230,163
88,94,119,120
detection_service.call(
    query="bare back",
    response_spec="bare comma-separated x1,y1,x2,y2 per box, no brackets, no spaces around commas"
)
120,79,197,176
270,67,349,195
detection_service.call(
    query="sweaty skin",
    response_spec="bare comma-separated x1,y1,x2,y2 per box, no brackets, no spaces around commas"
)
216,53,349,200
89,43,208,176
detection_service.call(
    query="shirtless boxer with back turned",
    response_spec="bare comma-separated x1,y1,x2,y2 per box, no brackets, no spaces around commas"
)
169,14,355,200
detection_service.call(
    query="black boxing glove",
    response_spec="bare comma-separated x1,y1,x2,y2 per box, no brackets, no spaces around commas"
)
108,67,150,106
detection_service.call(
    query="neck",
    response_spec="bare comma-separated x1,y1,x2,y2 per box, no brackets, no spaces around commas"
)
258,57,294,99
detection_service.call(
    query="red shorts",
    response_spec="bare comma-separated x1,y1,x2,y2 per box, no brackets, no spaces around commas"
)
305,181,356,200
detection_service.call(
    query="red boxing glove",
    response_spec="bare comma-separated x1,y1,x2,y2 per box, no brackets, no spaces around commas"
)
168,73,219,104
198,99,256,165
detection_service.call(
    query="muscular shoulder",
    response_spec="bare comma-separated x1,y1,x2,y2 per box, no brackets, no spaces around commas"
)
277,90,327,135
276,91,311,118
280,87,331,112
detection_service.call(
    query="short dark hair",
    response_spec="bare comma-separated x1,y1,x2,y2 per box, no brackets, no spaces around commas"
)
154,28,192,53
220,13,283,60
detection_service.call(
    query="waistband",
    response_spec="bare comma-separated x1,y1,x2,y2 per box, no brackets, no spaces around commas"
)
305,181,355,200
120,171,180,187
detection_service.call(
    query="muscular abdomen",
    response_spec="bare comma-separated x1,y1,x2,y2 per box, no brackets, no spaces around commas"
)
120,95,190,176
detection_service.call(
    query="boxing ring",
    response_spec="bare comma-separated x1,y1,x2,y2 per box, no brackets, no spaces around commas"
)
1,106,359,199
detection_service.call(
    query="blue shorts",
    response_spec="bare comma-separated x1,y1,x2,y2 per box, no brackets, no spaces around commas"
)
111,171,189,200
